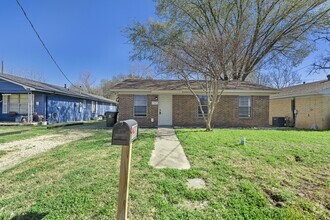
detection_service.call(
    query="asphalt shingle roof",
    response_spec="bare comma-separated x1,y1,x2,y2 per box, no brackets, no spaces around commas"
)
111,79,276,91
271,80,330,99
0,73,116,103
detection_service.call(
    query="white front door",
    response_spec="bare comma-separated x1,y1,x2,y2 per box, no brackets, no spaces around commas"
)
158,94,173,126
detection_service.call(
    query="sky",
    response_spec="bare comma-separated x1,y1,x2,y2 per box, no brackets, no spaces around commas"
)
0,0,329,87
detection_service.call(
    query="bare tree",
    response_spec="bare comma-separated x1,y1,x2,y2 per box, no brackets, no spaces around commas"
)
247,59,302,88
127,0,329,131
75,71,97,94
6,66,45,82
98,71,154,100
267,67,301,89
128,63,154,79
311,28,330,73
255,68,301,89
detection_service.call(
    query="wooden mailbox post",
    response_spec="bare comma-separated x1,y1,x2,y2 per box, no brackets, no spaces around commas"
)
112,119,138,220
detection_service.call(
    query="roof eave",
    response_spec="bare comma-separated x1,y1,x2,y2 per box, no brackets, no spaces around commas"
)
113,89,278,96
0,76,36,91
33,89,117,104
270,93,324,99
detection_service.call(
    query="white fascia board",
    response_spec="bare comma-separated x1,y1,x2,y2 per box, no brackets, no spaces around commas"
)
270,88,330,99
270,93,325,100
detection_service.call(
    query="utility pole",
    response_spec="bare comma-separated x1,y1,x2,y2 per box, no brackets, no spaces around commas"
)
1,61,4,74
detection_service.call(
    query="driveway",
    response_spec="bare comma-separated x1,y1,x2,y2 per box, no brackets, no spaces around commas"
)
0,131,92,173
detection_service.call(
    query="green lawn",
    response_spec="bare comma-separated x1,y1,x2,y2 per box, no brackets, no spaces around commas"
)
0,126,51,144
0,128,329,219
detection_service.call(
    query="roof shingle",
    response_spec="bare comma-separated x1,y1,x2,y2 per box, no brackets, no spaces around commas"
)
271,80,330,99
0,73,115,103
111,79,276,91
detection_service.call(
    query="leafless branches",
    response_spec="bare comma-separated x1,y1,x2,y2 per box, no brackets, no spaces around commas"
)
127,0,330,130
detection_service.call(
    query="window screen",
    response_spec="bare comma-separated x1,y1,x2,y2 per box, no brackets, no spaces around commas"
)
197,95,208,118
92,101,96,113
19,94,28,114
2,95,8,114
134,95,147,116
239,96,251,118
7,94,29,114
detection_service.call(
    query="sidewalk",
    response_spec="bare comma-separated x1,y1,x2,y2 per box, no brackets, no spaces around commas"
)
149,127,191,169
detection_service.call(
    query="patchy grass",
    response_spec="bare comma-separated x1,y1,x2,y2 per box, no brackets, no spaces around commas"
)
0,126,51,143
175,129,330,219
0,150,7,158
0,128,329,219
0,128,157,219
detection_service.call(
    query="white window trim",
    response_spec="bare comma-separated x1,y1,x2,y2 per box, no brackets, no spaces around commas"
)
5,94,31,115
197,95,208,118
239,96,252,118
2,95,8,114
92,101,96,113
134,95,147,117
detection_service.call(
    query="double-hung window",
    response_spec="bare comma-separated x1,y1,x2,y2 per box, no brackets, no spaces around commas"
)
92,101,96,113
134,95,147,116
239,96,251,118
3,94,29,114
197,95,208,118
2,95,8,114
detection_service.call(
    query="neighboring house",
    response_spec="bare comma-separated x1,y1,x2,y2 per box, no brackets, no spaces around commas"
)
111,79,277,128
0,73,117,124
269,75,330,130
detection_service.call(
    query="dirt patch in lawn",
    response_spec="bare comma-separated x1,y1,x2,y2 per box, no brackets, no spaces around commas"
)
0,131,92,173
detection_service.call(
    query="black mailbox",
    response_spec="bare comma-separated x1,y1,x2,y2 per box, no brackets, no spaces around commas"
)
112,119,138,145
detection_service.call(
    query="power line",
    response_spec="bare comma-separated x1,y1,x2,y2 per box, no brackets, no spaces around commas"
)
15,0,75,86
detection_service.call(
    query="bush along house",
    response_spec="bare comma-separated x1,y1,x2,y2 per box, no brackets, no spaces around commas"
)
0,73,117,124
111,79,277,128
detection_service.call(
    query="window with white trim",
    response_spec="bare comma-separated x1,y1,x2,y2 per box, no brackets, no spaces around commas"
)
83,100,87,109
2,95,8,114
92,101,96,113
197,95,208,118
239,96,251,118
79,102,83,113
134,95,147,116
5,94,29,114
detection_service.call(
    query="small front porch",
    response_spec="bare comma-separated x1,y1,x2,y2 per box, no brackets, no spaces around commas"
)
0,92,35,123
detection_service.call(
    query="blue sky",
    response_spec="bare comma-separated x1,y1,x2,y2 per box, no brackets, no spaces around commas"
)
0,0,328,86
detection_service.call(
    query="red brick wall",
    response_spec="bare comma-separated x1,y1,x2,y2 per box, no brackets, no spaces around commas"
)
118,94,269,128
117,94,158,127
172,95,269,127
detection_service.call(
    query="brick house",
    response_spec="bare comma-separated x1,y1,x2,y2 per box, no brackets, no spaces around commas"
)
112,79,277,128
270,76,330,130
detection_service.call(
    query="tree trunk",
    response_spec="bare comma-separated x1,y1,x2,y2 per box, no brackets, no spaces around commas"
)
206,118,212,131
205,101,216,131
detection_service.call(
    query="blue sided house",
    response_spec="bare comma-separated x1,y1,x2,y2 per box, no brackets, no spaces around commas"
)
0,73,117,124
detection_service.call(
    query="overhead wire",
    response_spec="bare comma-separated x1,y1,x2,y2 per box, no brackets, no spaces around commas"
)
15,0,75,86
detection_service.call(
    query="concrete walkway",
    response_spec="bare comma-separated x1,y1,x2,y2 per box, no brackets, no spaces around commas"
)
149,128,191,169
